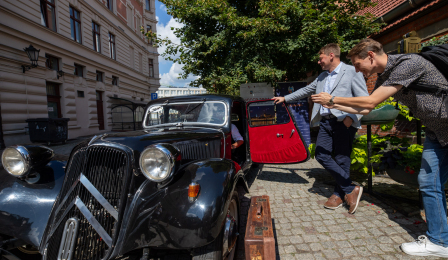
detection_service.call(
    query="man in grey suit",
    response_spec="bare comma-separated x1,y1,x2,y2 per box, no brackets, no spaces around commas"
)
273,43,369,214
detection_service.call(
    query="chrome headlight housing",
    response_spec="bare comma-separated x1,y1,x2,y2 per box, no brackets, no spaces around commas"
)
2,146,29,177
1,145,54,177
139,144,180,182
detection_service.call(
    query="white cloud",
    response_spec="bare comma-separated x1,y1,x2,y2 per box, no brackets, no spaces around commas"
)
160,63,199,87
159,3,167,13
156,15,159,21
156,17,183,64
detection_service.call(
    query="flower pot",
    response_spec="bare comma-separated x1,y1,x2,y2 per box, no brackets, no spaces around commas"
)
386,168,419,188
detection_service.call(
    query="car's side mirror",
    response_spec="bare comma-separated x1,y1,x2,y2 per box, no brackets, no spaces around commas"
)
231,113,239,122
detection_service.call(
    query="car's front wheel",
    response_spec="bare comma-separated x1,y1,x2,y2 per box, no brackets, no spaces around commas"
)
192,191,239,260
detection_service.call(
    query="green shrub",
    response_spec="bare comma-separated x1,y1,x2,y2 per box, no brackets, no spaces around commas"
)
420,35,448,50
307,134,411,175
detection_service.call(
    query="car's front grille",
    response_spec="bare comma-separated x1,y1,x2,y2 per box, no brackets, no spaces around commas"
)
43,145,131,260
174,138,221,160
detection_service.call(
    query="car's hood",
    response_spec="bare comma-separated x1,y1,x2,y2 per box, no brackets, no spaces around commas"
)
89,127,225,154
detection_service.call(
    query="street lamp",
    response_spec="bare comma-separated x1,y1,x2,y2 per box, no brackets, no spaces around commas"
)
22,44,40,73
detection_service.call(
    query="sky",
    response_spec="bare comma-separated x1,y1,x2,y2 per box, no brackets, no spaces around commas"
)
155,1,198,87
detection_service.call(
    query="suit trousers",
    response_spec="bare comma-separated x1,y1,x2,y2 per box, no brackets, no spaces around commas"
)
315,117,358,198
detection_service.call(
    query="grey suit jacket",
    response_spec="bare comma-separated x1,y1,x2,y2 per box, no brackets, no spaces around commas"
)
284,62,369,128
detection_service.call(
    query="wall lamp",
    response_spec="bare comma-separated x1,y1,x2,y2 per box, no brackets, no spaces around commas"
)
22,44,40,73
57,70,65,79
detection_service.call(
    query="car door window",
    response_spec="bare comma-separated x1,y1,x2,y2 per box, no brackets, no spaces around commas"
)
248,101,290,127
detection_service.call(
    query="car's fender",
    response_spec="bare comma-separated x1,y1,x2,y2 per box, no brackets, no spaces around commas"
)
114,158,246,256
0,160,66,247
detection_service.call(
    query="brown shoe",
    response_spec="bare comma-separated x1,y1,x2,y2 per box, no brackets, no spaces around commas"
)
345,186,363,214
324,194,343,209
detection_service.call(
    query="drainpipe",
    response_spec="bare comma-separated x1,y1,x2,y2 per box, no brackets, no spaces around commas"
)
374,0,427,24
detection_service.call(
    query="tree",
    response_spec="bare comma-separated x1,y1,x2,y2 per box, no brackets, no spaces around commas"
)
147,0,381,95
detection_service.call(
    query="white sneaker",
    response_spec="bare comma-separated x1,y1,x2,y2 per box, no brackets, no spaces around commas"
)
401,235,448,258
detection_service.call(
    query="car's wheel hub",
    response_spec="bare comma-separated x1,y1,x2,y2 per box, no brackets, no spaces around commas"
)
222,211,238,258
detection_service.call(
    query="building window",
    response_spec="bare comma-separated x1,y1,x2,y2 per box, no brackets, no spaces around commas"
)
148,59,154,77
126,5,134,29
92,22,101,53
112,76,118,85
109,33,116,60
136,15,141,32
146,25,152,45
74,64,84,77
40,0,57,31
70,7,82,43
106,0,113,12
46,82,61,118
130,46,134,69
77,90,84,97
145,0,150,11
138,53,142,72
45,54,59,71
96,70,103,82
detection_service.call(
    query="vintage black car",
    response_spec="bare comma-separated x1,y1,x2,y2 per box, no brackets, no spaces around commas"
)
0,94,309,260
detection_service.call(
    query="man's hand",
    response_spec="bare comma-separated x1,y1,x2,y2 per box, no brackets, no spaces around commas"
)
231,140,244,149
343,116,353,128
272,97,285,104
311,92,332,105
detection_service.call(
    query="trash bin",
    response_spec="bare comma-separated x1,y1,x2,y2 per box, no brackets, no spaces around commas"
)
26,118,70,145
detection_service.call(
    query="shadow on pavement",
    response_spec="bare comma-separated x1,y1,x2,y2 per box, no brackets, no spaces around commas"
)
304,167,427,244
254,165,310,185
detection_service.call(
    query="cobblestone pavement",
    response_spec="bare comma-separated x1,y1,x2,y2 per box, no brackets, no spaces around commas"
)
235,160,444,260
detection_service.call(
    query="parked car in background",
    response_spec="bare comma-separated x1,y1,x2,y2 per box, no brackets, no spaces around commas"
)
0,94,309,260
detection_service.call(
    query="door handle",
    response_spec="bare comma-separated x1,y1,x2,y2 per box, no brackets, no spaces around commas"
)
290,129,295,137
277,133,283,138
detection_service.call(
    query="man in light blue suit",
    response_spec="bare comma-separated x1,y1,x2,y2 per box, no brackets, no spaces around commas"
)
273,43,369,214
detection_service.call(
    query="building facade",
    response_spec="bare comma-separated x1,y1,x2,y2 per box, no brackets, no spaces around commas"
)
156,86,207,98
0,0,160,146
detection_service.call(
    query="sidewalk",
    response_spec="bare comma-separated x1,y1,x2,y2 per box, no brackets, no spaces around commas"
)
236,160,439,260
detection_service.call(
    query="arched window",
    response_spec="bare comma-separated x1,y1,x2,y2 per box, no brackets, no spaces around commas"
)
135,106,144,122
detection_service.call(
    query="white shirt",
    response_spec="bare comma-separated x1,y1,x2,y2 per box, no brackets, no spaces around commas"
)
231,124,243,142
320,62,343,116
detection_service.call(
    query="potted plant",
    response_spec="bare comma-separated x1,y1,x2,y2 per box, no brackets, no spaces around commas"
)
371,142,423,188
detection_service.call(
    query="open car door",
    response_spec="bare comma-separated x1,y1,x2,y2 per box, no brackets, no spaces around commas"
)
247,100,309,164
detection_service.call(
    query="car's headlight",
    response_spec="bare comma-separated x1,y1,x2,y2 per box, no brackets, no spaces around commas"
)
1,145,54,178
2,146,30,177
139,144,180,182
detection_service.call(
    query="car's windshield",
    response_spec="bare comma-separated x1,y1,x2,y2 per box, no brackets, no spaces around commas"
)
144,101,227,127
